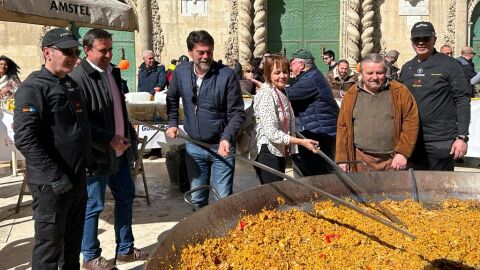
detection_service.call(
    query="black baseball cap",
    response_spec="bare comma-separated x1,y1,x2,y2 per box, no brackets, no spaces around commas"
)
41,28,80,49
411,21,436,38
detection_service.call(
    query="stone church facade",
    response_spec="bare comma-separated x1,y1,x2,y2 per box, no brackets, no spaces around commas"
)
1,0,480,86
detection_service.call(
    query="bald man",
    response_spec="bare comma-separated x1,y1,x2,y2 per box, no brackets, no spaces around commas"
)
440,44,454,57
456,46,477,97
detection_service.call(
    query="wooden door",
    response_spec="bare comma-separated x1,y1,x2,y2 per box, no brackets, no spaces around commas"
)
267,0,340,74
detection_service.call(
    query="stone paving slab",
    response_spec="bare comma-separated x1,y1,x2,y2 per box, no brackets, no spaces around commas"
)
0,158,258,270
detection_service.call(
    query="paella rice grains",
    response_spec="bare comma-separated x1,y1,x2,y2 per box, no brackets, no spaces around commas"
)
179,199,480,269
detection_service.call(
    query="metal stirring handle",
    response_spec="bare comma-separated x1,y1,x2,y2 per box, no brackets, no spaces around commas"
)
131,120,416,239
296,133,408,227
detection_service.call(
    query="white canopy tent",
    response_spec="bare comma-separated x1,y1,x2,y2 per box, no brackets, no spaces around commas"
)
0,0,137,31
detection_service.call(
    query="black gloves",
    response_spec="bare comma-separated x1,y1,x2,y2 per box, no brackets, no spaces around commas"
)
51,174,73,195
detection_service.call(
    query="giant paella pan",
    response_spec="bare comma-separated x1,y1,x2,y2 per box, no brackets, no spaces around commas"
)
145,171,480,269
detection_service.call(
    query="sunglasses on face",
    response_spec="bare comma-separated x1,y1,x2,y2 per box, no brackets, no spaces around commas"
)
411,37,432,43
50,46,81,57
245,70,253,73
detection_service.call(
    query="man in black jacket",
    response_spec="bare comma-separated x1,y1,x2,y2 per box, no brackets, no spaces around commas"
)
166,30,244,208
14,28,90,270
456,46,477,97
400,22,471,171
70,29,147,270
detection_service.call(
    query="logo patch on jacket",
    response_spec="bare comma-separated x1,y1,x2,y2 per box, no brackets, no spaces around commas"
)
21,105,37,113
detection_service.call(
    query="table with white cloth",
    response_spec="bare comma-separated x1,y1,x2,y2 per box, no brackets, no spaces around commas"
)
127,92,254,150
0,107,24,175
466,99,480,158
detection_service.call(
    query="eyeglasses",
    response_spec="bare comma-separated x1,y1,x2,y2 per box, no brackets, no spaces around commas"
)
50,46,81,57
323,57,329,60
245,70,253,73
411,37,432,43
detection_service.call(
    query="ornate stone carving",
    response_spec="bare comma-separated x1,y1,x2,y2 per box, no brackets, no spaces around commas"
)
238,0,253,65
444,0,456,48
253,0,266,58
138,0,152,52
151,0,164,61
360,0,375,57
225,0,239,64
371,1,382,55
346,0,362,64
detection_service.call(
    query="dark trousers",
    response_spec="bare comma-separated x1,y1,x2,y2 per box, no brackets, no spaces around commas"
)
29,178,87,270
293,132,335,178
409,139,455,171
254,144,286,185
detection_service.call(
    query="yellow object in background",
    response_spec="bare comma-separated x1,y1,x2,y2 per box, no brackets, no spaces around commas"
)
7,99,15,111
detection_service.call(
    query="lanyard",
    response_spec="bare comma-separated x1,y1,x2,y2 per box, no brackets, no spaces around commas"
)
272,88,290,156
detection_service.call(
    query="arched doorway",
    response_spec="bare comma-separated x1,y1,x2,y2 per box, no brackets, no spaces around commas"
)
267,0,340,74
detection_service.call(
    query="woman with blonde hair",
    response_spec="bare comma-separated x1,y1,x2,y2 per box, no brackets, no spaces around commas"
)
250,55,318,184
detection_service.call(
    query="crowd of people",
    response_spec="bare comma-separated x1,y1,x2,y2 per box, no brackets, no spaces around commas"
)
3,20,476,269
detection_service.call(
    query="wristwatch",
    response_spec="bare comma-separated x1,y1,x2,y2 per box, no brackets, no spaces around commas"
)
457,135,469,143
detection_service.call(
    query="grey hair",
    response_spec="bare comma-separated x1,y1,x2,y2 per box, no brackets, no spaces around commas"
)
360,53,387,73
142,49,154,58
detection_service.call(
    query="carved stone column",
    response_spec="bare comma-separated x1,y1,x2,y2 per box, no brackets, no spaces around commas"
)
225,0,239,64
253,0,266,58
360,0,374,57
346,0,361,64
138,0,152,52
238,0,253,65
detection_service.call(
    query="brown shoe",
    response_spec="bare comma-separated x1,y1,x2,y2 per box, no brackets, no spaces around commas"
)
116,247,149,264
82,256,116,270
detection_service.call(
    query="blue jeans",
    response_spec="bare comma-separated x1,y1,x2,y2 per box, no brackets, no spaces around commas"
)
81,155,135,262
185,142,235,208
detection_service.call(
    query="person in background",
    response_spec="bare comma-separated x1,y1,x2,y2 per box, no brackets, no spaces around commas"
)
323,50,337,71
0,55,21,99
14,28,90,270
166,59,177,88
400,21,470,171
440,44,454,57
250,55,318,184
286,49,339,177
231,58,243,80
239,62,262,95
137,49,165,159
456,46,477,97
166,30,245,209
251,57,265,83
384,50,400,81
336,53,419,172
326,59,357,100
178,55,189,65
167,59,177,71
71,28,148,270
137,49,167,95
